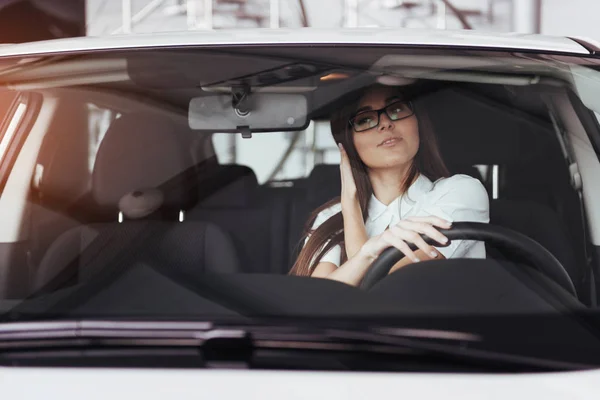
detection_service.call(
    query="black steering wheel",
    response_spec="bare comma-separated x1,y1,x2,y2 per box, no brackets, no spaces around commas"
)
359,222,577,297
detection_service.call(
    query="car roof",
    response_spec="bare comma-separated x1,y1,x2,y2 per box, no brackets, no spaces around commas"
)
0,28,590,58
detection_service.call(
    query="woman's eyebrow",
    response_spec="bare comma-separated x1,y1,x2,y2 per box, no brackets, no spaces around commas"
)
385,96,402,104
354,96,403,114
354,105,371,114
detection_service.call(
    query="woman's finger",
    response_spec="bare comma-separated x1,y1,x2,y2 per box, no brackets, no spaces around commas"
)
396,220,448,246
390,225,439,258
339,145,351,170
381,230,419,262
338,142,358,199
338,144,347,167
405,215,452,229
338,142,348,160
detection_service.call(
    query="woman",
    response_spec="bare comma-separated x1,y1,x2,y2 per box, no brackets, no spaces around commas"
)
289,84,489,286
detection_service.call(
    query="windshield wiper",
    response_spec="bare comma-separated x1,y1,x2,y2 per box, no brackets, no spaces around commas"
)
0,320,594,371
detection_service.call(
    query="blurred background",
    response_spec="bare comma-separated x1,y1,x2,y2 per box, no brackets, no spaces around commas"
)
1,1,597,51
81,0,600,39
1,0,598,182
0,0,588,39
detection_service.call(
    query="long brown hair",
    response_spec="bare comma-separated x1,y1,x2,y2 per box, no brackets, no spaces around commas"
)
289,85,450,277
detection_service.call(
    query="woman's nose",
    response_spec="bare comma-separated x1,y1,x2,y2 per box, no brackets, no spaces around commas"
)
378,112,394,132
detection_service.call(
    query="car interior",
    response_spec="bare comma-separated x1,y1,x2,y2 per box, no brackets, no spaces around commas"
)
0,47,598,316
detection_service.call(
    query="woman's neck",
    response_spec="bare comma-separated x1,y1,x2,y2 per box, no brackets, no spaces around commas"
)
368,164,414,205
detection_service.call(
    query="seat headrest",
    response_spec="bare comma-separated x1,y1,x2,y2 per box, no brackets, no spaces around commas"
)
92,113,192,210
199,165,259,208
307,164,340,204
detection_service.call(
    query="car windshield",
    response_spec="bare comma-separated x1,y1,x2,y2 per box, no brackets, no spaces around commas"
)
2,43,600,368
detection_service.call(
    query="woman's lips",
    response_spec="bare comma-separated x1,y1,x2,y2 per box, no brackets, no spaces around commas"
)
378,137,401,147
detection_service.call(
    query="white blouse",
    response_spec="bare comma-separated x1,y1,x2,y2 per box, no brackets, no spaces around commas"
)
310,174,490,268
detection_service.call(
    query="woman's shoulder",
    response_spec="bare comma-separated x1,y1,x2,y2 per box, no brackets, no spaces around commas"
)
313,202,342,226
315,203,342,221
429,174,489,206
435,173,485,189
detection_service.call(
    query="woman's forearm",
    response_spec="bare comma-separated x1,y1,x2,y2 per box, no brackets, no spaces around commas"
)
311,215,451,286
315,251,375,286
314,248,444,287
342,198,368,259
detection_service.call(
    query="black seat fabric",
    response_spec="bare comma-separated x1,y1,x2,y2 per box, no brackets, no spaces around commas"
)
35,221,239,291
197,165,259,208
305,164,342,205
488,199,579,292
419,86,586,290
500,160,587,279
33,113,240,292
288,164,340,265
188,165,289,275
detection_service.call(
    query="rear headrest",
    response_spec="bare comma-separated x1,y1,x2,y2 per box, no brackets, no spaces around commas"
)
92,113,192,210
199,165,259,208
307,164,340,204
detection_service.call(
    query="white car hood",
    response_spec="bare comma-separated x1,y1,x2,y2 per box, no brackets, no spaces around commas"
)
2,367,600,398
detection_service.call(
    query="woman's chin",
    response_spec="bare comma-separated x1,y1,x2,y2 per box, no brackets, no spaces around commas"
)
363,153,414,170
367,160,412,171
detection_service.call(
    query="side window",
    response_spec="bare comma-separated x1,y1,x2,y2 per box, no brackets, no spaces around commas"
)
87,103,120,171
0,91,24,166
0,91,18,126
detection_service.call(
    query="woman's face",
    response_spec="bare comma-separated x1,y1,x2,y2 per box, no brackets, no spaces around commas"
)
350,87,419,171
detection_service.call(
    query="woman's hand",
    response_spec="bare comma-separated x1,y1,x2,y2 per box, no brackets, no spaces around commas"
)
339,143,357,204
312,215,452,286
358,216,451,263
338,143,368,258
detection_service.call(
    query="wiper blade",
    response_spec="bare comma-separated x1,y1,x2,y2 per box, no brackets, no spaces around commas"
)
312,328,593,371
236,325,592,371
0,320,594,371
0,320,240,341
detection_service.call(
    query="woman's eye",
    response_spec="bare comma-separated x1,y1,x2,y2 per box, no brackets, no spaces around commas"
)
388,104,408,119
355,116,375,127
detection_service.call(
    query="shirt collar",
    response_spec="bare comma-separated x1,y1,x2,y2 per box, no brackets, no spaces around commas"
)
367,174,434,222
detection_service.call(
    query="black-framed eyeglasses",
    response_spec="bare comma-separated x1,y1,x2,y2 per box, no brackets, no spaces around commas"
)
349,101,414,133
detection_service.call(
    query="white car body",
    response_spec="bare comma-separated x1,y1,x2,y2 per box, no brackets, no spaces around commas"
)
3,367,600,399
0,28,599,397
0,28,591,56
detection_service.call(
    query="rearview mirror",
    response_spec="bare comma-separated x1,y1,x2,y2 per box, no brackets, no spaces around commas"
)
189,93,309,133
